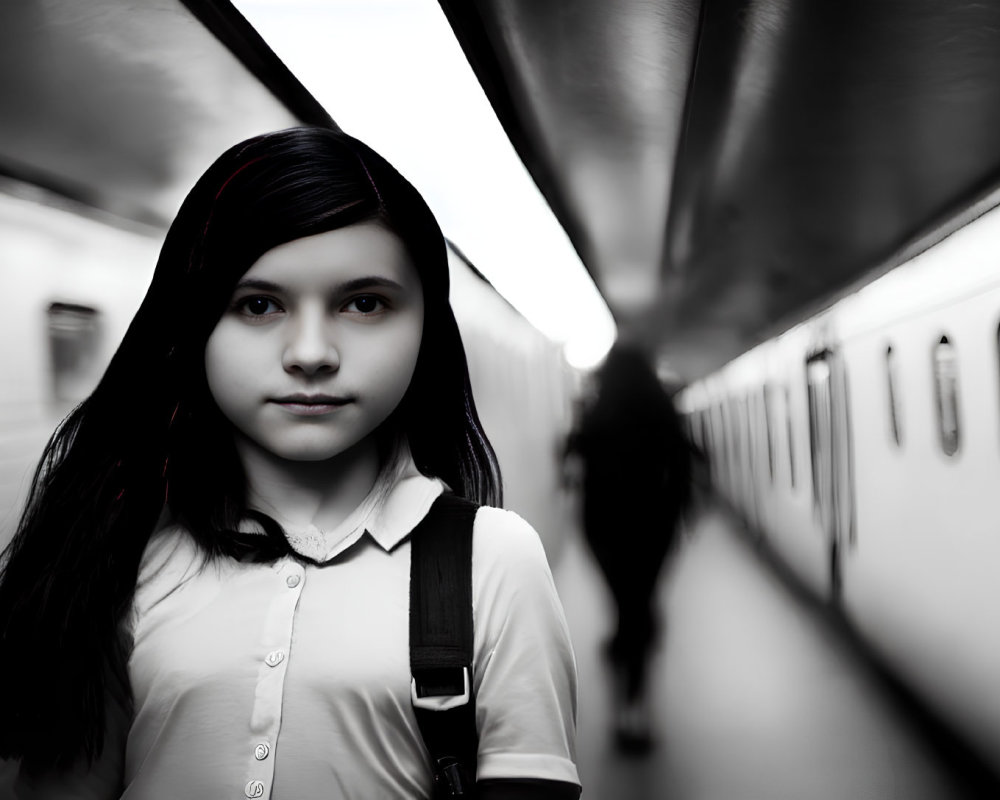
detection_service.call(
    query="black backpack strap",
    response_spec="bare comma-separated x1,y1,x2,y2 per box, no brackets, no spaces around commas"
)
410,493,480,798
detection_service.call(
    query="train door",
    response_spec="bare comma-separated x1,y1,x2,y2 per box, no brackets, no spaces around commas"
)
805,349,855,596
756,386,776,530
711,402,726,489
740,393,761,530
725,397,741,501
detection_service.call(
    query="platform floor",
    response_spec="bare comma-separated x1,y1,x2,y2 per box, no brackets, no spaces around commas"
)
552,504,981,800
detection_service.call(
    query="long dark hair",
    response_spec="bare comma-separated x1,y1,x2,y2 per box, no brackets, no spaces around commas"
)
0,127,501,773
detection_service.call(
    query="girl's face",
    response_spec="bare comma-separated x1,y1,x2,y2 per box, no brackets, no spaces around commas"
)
204,220,424,463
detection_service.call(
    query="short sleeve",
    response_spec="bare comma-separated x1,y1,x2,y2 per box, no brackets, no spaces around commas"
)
470,507,580,787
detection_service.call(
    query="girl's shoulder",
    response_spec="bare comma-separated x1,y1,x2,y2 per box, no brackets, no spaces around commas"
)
139,520,205,578
470,506,553,579
472,504,540,543
467,506,573,669
130,521,210,625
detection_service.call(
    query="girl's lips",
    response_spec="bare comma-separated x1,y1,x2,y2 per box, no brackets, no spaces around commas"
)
271,396,352,416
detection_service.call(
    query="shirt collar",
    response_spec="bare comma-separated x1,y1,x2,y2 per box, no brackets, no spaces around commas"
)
312,448,446,560
235,449,445,561
364,471,446,552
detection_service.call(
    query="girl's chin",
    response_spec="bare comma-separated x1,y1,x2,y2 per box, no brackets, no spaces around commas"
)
244,435,377,466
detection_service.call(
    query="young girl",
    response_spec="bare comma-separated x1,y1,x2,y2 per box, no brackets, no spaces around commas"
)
0,127,581,799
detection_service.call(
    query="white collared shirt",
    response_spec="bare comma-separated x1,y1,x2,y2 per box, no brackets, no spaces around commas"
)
5,472,580,799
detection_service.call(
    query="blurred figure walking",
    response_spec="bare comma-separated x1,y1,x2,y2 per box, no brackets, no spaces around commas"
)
566,342,693,753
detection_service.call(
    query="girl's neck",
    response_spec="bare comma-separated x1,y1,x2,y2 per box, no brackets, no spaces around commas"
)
235,436,380,534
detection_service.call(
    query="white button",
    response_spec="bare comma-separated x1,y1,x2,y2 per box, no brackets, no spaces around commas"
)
264,650,285,667
286,574,301,588
254,743,270,760
245,780,265,798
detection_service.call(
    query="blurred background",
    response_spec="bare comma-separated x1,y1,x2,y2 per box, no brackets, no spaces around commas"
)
4,1,1000,797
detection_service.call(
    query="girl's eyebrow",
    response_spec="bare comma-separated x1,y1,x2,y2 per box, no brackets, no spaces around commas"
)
233,278,282,293
338,276,406,293
232,276,406,294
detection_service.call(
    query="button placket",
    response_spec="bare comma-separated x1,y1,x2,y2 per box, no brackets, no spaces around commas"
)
244,557,305,797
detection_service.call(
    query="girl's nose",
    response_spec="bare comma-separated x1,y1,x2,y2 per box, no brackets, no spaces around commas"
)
282,309,340,376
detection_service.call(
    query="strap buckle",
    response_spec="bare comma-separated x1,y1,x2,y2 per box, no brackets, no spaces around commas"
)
410,666,471,711
434,756,471,796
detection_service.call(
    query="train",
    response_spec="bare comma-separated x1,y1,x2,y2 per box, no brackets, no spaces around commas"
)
676,190,1000,771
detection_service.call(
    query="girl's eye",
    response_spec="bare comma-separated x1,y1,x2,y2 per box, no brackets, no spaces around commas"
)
235,296,282,317
344,295,386,315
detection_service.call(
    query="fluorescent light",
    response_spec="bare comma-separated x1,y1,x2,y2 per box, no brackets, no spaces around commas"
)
233,0,616,367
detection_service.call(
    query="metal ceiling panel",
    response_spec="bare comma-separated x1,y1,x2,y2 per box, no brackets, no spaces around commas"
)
0,0,328,229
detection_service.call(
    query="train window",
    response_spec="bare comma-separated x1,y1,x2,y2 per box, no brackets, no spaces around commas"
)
745,393,756,478
730,396,743,489
712,403,722,479
933,335,960,456
997,322,1000,446
886,344,902,446
806,358,832,511
762,387,775,483
713,402,725,479
47,301,101,404
785,386,796,489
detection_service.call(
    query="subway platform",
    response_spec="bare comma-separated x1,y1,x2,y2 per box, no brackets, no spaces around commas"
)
552,502,989,800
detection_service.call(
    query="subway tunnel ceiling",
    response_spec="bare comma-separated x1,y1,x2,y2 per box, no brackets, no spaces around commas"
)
440,0,1000,379
0,0,329,230
5,1,1000,381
